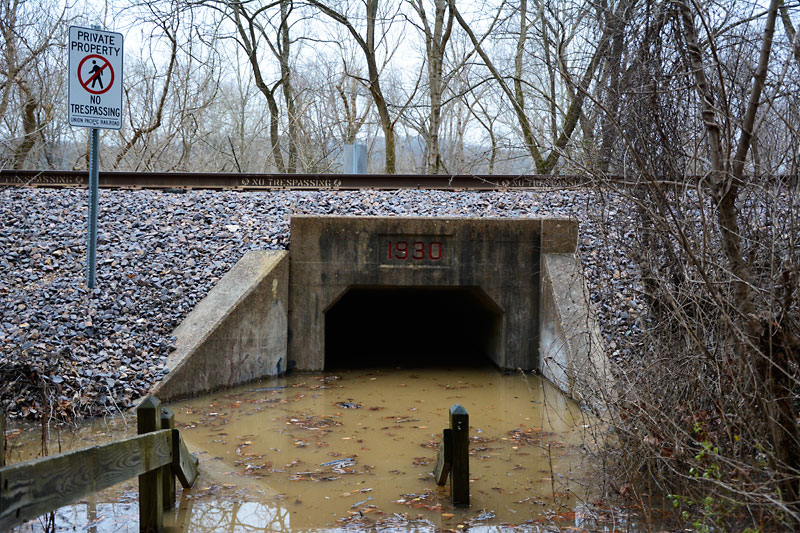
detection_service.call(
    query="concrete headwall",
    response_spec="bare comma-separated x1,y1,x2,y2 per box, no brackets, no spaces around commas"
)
152,250,289,402
287,216,578,372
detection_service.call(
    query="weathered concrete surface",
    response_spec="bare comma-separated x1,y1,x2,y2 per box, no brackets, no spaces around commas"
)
539,253,608,404
153,250,288,402
288,216,577,371
541,219,578,253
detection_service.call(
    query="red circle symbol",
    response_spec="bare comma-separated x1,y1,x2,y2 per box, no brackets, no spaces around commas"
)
77,54,114,95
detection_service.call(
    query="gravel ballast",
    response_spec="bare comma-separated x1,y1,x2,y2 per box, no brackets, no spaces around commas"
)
1,187,640,420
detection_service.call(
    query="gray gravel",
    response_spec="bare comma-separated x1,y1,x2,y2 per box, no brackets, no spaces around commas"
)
0,187,640,419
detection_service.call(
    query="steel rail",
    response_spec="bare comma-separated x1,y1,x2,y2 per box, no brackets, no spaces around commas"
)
2,169,796,191
1,169,591,190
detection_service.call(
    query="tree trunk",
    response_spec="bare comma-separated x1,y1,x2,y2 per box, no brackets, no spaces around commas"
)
415,0,452,174
231,2,286,173
337,75,369,144
280,0,297,173
365,0,395,173
308,0,398,173
266,87,285,173
778,0,800,67
12,79,38,169
451,0,607,174
598,0,630,174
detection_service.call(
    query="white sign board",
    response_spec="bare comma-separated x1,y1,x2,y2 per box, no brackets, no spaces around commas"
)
68,26,124,130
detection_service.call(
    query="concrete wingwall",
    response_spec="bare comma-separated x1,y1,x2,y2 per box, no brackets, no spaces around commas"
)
539,253,609,405
152,250,289,402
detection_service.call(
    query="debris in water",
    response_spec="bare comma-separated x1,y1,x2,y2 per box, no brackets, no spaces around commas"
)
396,489,442,511
321,457,356,467
335,401,362,409
284,415,342,429
384,415,419,423
351,496,374,508
507,427,557,446
515,496,547,505
471,510,497,522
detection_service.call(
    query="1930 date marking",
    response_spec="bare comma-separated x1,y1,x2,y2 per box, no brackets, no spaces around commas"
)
387,239,443,261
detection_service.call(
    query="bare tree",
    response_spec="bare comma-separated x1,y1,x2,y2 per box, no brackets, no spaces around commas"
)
678,0,800,508
779,0,800,67
336,70,371,145
168,28,222,171
113,0,179,169
449,0,617,174
277,0,301,171
596,0,636,173
0,0,68,169
575,0,800,526
306,0,403,173
406,0,453,174
191,0,302,172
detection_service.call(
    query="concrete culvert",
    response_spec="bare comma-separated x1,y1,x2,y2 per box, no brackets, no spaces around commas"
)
324,286,503,369
155,215,608,406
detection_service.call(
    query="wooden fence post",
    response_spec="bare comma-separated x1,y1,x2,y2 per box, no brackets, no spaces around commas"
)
433,428,452,485
449,404,469,506
1,408,5,467
137,397,163,532
160,407,175,510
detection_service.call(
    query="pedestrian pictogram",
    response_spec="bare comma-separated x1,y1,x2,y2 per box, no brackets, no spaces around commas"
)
78,55,115,94
68,26,124,130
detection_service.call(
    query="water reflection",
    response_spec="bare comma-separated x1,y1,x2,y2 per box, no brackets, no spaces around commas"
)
14,496,641,532
13,500,138,533
171,499,292,531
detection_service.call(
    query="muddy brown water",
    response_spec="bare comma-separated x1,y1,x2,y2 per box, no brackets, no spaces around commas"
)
6,367,639,531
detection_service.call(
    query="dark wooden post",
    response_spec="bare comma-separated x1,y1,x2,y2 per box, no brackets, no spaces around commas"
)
160,407,175,510
1,408,5,467
433,428,452,485
137,396,163,532
449,404,469,506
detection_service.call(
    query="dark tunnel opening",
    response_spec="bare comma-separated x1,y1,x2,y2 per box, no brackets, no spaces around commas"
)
324,286,503,369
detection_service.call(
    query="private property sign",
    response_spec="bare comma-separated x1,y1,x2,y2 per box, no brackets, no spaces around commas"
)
68,26,123,129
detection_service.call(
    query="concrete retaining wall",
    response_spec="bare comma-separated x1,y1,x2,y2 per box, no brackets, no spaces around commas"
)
152,250,289,402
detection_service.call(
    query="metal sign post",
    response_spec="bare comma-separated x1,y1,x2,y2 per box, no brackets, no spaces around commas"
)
68,25,124,288
87,127,99,287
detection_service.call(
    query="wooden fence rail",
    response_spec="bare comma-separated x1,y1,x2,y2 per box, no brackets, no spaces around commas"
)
0,396,198,532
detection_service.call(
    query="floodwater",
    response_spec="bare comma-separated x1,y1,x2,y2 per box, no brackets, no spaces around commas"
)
7,367,636,531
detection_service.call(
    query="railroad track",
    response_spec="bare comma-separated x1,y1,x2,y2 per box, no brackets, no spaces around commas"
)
1,169,590,191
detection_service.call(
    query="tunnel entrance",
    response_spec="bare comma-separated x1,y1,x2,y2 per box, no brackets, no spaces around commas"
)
324,286,503,369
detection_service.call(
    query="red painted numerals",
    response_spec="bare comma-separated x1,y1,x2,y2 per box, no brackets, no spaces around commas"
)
387,240,443,261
